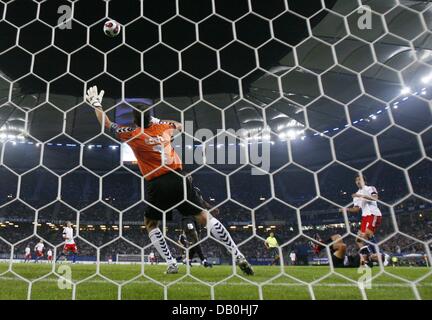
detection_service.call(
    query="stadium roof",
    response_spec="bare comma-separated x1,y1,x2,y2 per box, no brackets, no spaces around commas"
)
0,0,430,152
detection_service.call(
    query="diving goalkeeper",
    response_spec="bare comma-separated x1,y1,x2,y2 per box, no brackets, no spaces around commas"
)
85,86,254,275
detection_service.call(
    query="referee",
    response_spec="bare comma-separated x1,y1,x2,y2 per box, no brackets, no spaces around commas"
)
265,232,280,266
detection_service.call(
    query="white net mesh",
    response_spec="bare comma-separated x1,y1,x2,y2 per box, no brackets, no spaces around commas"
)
0,0,431,300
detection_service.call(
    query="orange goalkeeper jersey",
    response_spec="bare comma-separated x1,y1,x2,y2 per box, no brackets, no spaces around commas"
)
110,122,182,181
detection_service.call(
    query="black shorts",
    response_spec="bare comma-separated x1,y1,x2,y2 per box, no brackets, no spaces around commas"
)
346,254,362,268
269,247,279,258
332,254,361,268
145,171,204,220
331,254,345,268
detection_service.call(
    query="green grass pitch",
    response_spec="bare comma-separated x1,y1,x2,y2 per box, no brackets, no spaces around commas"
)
0,263,431,300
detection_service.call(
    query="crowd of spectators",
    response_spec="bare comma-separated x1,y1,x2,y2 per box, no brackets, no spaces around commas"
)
1,147,431,264
1,205,430,264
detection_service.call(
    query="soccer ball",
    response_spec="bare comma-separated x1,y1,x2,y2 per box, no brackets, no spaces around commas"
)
103,20,121,37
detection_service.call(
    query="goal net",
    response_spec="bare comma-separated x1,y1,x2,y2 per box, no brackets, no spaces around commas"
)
0,0,431,300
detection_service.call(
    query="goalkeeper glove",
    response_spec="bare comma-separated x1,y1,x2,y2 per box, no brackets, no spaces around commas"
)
150,116,160,124
85,85,105,108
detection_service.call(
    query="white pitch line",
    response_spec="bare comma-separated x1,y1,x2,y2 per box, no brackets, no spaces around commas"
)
0,276,431,288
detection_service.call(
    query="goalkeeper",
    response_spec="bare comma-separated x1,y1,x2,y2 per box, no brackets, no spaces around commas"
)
86,86,254,275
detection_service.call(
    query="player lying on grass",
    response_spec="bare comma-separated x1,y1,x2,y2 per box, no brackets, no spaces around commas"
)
340,175,382,254
86,86,254,275
312,234,381,268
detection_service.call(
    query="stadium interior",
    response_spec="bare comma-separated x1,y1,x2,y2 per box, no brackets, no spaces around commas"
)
0,0,431,300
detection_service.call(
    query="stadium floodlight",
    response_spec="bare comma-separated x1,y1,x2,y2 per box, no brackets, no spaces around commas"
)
401,87,412,95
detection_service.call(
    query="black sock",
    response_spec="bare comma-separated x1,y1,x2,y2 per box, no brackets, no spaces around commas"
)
189,246,196,259
186,229,206,261
191,245,206,261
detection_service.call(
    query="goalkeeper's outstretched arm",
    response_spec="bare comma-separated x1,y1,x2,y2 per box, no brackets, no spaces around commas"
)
159,119,183,132
85,86,112,129
94,106,112,129
85,86,182,133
